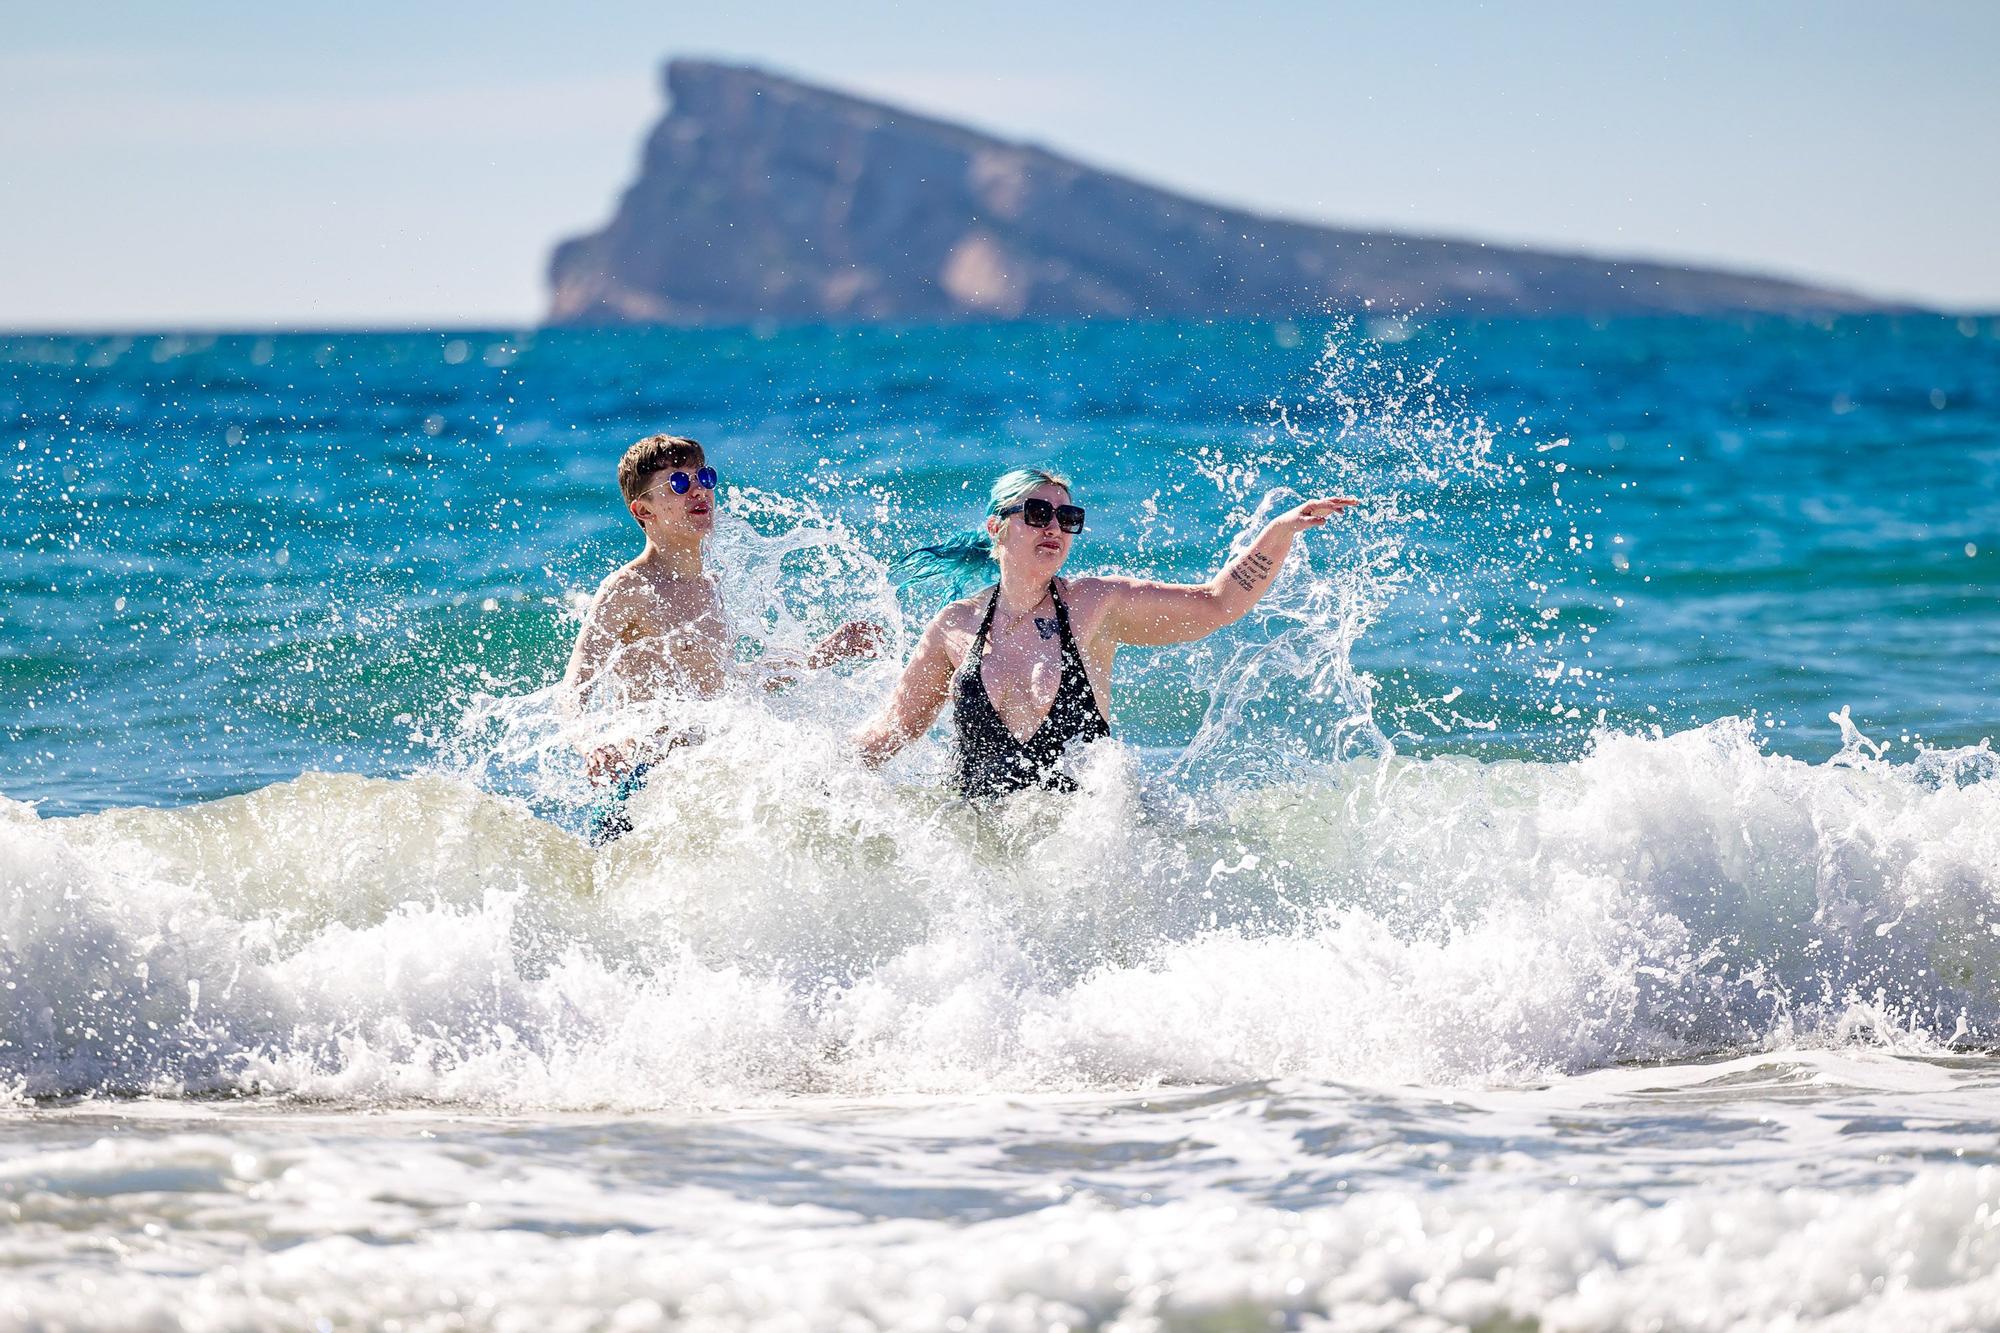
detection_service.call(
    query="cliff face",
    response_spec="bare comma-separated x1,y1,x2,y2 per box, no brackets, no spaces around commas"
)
548,60,1889,325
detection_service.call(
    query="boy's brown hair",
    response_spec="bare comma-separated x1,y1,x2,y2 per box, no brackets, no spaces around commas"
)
617,434,706,503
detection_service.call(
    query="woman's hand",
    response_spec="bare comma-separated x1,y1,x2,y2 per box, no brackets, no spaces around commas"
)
1273,495,1361,534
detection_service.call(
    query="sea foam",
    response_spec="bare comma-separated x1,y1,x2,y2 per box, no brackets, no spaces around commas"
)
4,714,1995,1109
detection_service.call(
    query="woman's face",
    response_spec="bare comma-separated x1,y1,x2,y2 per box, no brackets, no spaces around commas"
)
988,481,1075,577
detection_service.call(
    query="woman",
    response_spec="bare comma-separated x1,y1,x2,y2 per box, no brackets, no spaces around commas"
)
853,467,1358,795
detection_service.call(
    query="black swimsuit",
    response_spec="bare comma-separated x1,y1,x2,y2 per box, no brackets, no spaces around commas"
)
953,581,1111,798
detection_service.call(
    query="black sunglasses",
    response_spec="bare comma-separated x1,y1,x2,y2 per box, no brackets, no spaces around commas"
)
651,466,717,496
998,498,1085,534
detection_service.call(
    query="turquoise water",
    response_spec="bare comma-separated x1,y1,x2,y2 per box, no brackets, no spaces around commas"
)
7,315,2000,1328
5,315,1996,813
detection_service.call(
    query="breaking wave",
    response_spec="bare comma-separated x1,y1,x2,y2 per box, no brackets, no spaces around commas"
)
5,709,1995,1109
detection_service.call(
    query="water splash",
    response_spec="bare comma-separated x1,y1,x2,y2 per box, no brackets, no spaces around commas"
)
1169,316,1593,785
444,488,905,821
6,716,1996,1107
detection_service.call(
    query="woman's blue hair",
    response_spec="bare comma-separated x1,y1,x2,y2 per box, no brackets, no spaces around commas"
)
892,466,1073,602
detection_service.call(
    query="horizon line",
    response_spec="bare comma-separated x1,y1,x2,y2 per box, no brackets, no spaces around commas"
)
7,309,1996,341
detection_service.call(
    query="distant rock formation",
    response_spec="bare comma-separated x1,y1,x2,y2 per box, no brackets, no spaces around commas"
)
547,59,1891,325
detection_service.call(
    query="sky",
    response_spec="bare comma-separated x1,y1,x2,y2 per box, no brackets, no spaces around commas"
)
3,1,1997,328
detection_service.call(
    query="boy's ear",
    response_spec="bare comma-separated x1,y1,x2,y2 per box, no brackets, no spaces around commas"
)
629,497,649,527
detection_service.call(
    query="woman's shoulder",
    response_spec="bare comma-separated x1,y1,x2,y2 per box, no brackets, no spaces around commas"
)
1054,575,1136,638
1057,574,1141,607
927,586,996,635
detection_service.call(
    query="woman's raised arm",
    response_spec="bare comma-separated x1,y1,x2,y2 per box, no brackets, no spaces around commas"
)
1102,495,1357,646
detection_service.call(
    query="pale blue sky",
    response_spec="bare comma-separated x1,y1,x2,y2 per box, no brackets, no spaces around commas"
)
4,1,1996,328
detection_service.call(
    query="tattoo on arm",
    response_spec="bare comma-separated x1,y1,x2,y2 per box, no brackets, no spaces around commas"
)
1228,550,1278,593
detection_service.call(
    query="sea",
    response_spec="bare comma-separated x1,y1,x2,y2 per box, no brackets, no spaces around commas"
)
3,314,1998,1330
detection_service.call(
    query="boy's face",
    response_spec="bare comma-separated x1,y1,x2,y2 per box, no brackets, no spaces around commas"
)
631,464,716,539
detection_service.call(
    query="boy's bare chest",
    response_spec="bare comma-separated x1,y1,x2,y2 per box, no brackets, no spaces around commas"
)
633,580,723,634
617,580,727,690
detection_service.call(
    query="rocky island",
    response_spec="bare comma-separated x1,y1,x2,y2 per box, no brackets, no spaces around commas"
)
548,59,1890,325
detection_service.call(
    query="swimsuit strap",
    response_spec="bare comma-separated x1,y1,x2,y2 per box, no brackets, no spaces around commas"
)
960,587,1003,692
1049,580,1107,726
970,586,1001,658
1049,580,1084,661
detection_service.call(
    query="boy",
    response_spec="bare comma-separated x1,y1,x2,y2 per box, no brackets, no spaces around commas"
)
564,433,879,835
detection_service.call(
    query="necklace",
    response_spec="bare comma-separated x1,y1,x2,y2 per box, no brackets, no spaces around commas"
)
996,586,1052,637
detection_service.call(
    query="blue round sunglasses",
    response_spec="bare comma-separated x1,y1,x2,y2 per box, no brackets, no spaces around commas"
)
651,466,717,495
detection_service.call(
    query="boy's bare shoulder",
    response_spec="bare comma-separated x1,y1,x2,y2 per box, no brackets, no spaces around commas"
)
587,563,660,615
614,554,681,589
